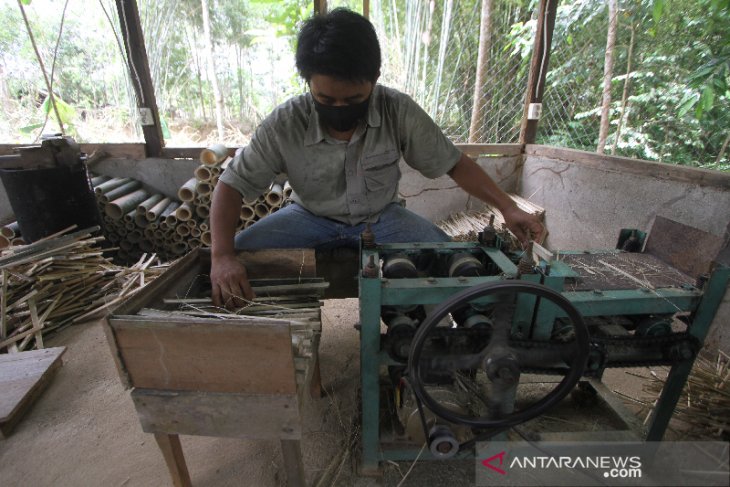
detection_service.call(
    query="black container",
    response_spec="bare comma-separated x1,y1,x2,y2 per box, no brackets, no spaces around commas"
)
0,163,102,242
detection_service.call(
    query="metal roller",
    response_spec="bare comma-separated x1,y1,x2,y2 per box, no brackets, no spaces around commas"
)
447,252,485,277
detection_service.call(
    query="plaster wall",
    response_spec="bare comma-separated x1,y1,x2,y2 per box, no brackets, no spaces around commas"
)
519,145,730,352
399,155,520,222
520,148,730,250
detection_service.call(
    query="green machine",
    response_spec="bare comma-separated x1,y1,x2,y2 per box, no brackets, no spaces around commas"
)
356,221,729,474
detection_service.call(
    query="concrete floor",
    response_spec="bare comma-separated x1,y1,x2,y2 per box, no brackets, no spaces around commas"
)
0,299,655,487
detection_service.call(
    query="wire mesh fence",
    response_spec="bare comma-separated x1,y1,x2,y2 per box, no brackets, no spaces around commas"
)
371,0,530,144
1,0,727,170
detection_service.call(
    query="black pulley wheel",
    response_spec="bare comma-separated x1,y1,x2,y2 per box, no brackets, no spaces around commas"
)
407,280,589,429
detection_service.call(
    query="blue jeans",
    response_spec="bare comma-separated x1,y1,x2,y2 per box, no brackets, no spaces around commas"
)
234,202,450,250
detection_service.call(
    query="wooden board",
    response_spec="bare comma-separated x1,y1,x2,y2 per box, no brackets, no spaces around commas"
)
0,347,66,438
645,216,726,278
132,389,301,440
109,318,296,394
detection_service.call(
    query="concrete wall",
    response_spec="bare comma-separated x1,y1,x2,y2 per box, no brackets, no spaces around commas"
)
399,154,520,222
519,146,730,250
519,145,730,352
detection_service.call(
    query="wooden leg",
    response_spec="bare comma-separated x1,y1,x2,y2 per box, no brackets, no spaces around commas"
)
280,439,305,487
309,355,322,399
153,433,192,487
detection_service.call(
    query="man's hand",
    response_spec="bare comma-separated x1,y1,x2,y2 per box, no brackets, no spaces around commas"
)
502,204,545,246
210,253,256,308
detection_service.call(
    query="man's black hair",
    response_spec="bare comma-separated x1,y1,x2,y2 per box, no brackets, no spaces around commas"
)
295,8,381,83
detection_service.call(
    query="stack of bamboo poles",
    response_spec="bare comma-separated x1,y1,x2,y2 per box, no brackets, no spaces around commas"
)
626,350,730,440
93,144,292,264
0,226,168,354
0,221,24,249
437,194,546,248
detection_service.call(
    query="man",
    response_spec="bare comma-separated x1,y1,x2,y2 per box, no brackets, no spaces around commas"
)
211,8,543,307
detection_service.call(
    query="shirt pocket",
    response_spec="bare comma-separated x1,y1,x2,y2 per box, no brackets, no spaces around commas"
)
361,149,400,192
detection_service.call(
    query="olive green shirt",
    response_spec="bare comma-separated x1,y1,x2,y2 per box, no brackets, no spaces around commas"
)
219,85,462,225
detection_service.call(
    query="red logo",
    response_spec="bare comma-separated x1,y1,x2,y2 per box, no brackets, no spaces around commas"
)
482,451,507,475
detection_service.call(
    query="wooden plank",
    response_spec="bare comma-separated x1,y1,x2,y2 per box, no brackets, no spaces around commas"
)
280,440,306,487
110,318,296,394
0,347,66,437
153,433,192,487
525,145,730,190
645,216,724,278
237,249,316,280
0,143,146,159
519,0,559,144
193,248,317,281
132,389,301,440
160,147,204,160
455,143,523,158
115,0,164,157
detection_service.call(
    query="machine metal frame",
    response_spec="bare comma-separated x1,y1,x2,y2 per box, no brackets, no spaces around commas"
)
357,238,729,474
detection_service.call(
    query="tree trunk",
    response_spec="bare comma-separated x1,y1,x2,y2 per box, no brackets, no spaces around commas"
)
597,0,618,154
611,24,635,155
201,0,225,140
468,0,494,143
237,46,244,121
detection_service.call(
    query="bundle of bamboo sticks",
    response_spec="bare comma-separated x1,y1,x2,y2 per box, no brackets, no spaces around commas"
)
0,226,168,354
630,351,730,440
93,144,291,264
0,221,25,248
437,194,546,248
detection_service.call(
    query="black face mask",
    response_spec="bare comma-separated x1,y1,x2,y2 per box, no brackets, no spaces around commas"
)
312,96,370,132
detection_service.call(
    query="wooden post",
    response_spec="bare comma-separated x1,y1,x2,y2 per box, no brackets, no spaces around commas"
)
518,0,559,145
314,0,327,16
280,440,306,487
363,0,370,18
153,433,192,487
115,0,164,157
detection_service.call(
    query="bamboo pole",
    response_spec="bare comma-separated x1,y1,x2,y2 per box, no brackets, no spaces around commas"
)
199,143,228,166
175,202,194,222
265,183,283,207
106,189,150,220
194,165,213,181
99,180,141,203
178,177,198,202
1,221,20,239
137,194,164,215
94,177,131,196
146,197,172,222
